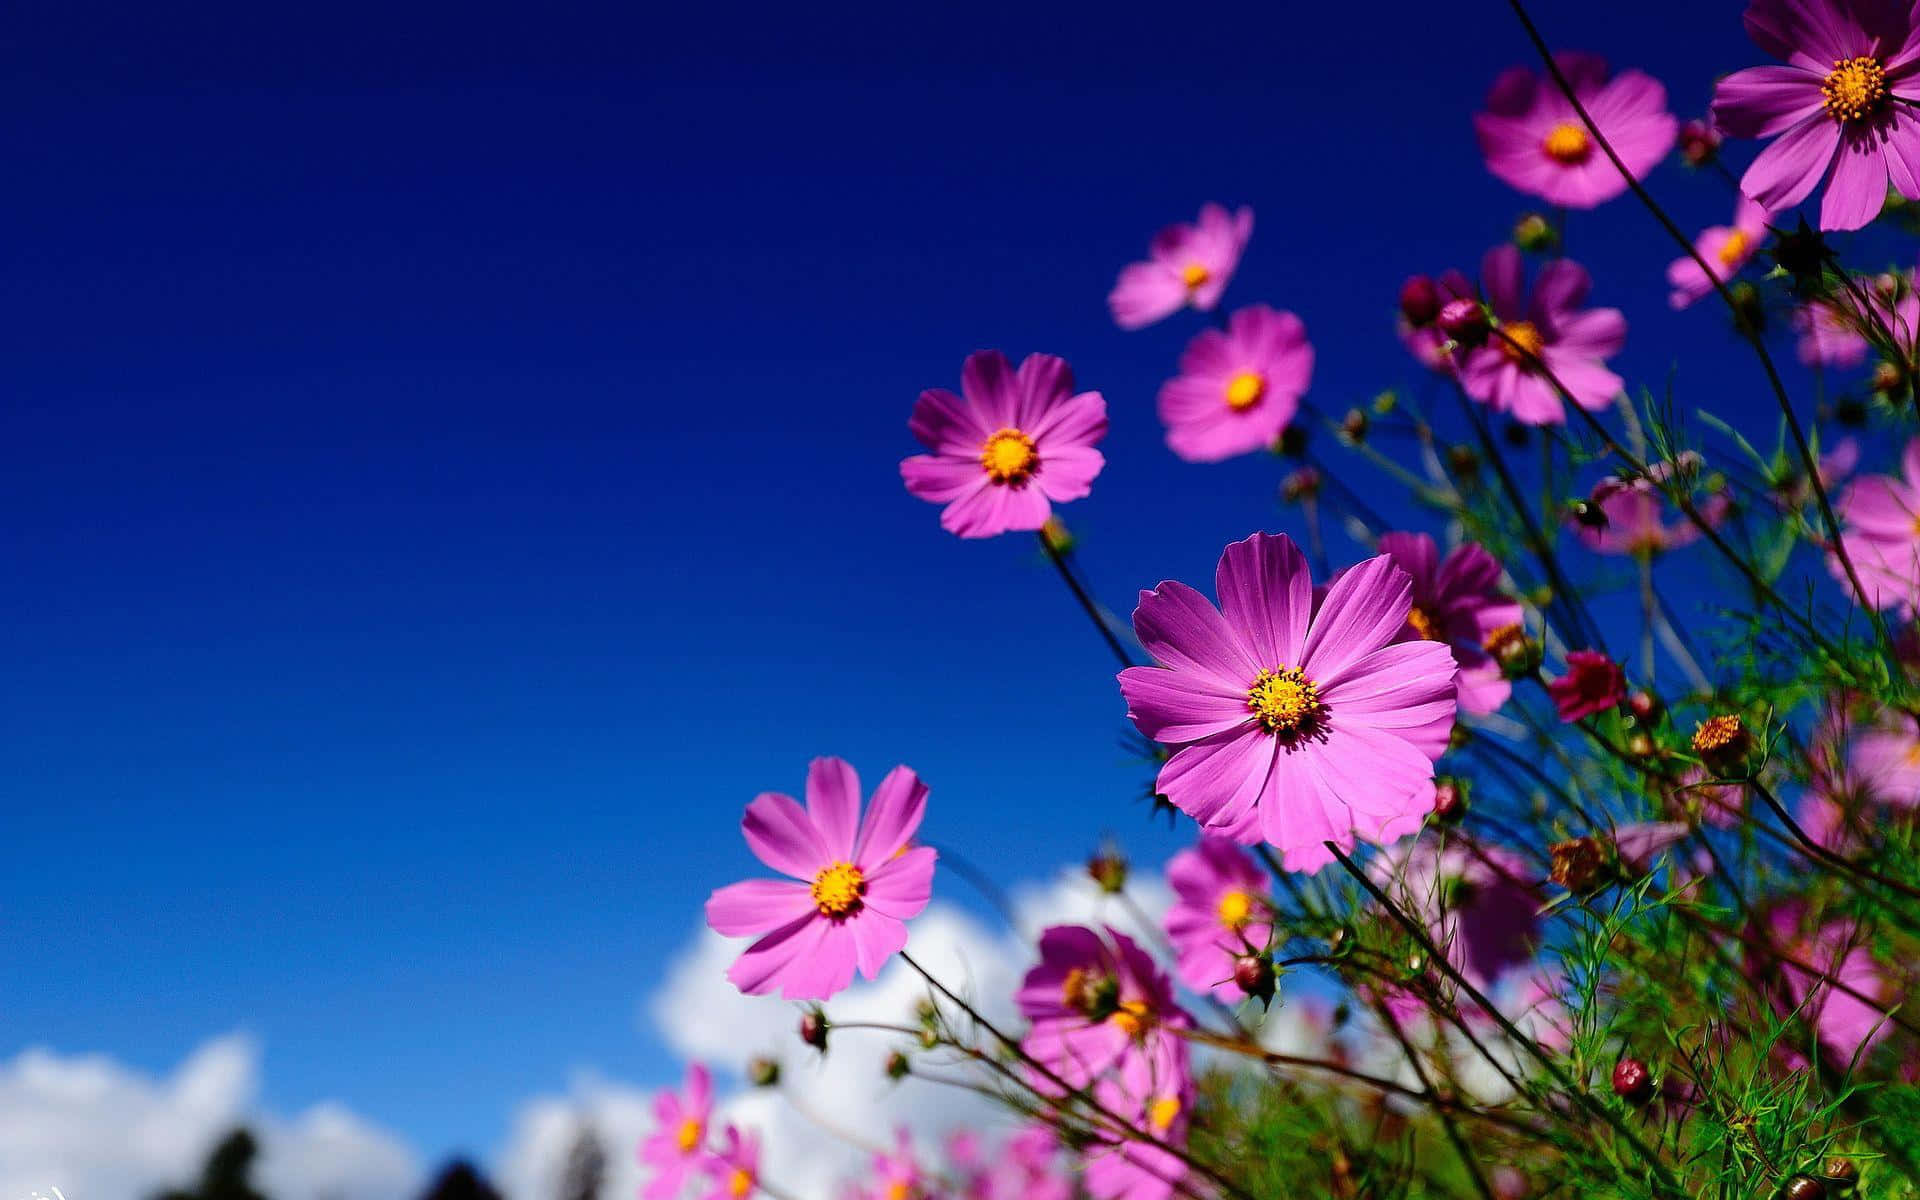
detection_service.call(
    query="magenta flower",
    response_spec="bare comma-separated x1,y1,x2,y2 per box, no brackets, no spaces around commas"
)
699,1126,759,1200
639,1063,714,1200
1156,305,1313,462
1668,196,1772,308
951,1128,1071,1200
1017,925,1191,1093
1375,531,1524,717
900,350,1107,539
1614,821,1692,875
1759,907,1898,1064
1475,53,1677,209
1118,533,1458,872
705,757,936,1001
1831,435,1920,613
1108,204,1254,330
854,1130,925,1200
1795,298,1873,367
1083,1067,1193,1200
1397,270,1476,374
1371,837,1542,1008
1546,650,1626,722
1456,245,1627,426
1712,0,1920,231
1163,837,1273,1000
1573,459,1732,556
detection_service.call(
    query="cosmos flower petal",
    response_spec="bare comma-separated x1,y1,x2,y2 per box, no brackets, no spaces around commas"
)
805,755,863,861
1741,114,1842,212
1216,532,1315,667
854,764,929,867
741,791,832,879
1301,554,1414,680
1712,64,1826,137
1118,665,1254,743
726,911,834,997
705,878,817,937
862,846,937,919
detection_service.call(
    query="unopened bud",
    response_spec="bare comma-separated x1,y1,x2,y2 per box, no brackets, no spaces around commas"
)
1823,1160,1859,1191
1399,276,1443,328
798,1008,829,1051
1341,408,1370,443
1625,730,1656,759
1780,1175,1828,1200
1872,360,1906,397
1232,953,1276,1003
1611,1056,1655,1105
1086,848,1129,894
1834,395,1868,426
1432,777,1467,823
1371,390,1399,415
1437,299,1490,350
1280,465,1321,503
747,1057,781,1087
884,1050,910,1080
1679,118,1722,167
1039,515,1075,554
1513,212,1557,254
1569,498,1610,530
1729,280,1766,333
1626,690,1664,724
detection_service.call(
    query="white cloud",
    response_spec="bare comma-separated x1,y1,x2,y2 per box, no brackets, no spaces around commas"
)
0,1035,420,1200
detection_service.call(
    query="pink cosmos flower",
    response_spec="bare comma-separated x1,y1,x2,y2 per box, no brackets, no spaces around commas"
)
1371,837,1542,1016
1668,196,1772,308
1163,836,1273,1000
1017,925,1192,1094
1457,245,1627,426
1712,0,1920,231
699,1126,759,1200
1108,204,1254,329
1573,459,1732,556
1398,270,1475,374
901,351,1107,539
1759,906,1899,1064
1475,53,1677,209
1507,970,1574,1055
951,1128,1071,1200
1118,533,1458,872
1156,305,1313,462
640,1064,714,1200
705,757,937,1001
1083,1067,1193,1200
1795,298,1872,367
1669,766,1747,829
1831,435,1920,612
849,1130,925,1200
1547,651,1625,722
1375,531,1524,717
1614,821,1692,875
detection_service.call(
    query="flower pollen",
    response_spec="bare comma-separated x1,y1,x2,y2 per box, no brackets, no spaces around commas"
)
728,1169,754,1199
1247,666,1325,738
1692,713,1745,753
1542,122,1593,164
1717,230,1753,269
1224,370,1266,411
1823,56,1887,123
676,1118,704,1154
1181,262,1211,289
1406,604,1441,642
1148,1095,1182,1131
1499,320,1547,365
810,861,866,918
978,428,1038,484
1217,889,1254,930
1109,999,1154,1039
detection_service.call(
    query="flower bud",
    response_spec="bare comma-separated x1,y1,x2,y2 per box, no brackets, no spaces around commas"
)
1340,408,1370,443
1823,1159,1859,1191
1039,515,1075,554
1625,690,1664,725
798,1008,829,1051
1729,280,1766,333
1280,465,1322,503
1550,836,1607,893
1691,713,1754,773
1432,776,1467,824
1233,953,1276,1003
884,1050,911,1080
1611,1056,1656,1105
1834,395,1868,426
1399,276,1443,328
1371,390,1399,415
1872,360,1907,397
1437,299,1490,350
1625,730,1657,759
1679,118,1722,167
1780,1176,1827,1200
1086,848,1129,894
1513,212,1557,254
1446,444,1480,479
747,1057,781,1087
1569,498,1610,530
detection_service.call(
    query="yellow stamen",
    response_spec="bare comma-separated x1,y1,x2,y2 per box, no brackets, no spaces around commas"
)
978,427,1037,484
676,1118,704,1154
1691,714,1744,753
1716,230,1752,270
1498,320,1547,365
728,1169,754,1199
1823,56,1887,122
883,1182,912,1200
1541,123,1592,164
1217,889,1254,930
1148,1095,1182,1131
1406,604,1441,642
1247,666,1324,738
1110,999,1153,1038
810,861,866,918
1224,371,1265,411
1181,262,1210,289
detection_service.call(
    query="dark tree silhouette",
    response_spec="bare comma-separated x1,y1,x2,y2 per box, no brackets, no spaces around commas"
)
154,1129,269,1200
417,1161,504,1200
557,1124,606,1200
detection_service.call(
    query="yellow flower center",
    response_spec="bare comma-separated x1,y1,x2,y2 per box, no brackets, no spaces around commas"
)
1499,320,1547,365
1109,999,1154,1039
1247,666,1325,738
1406,604,1441,642
883,1183,913,1200
1224,371,1266,411
1691,713,1744,753
676,1118,704,1154
1541,122,1592,164
1181,262,1210,289
1823,56,1887,122
1483,622,1526,655
1717,230,1753,270
1148,1095,1182,1131
728,1169,754,1198
978,427,1037,484
1217,889,1254,930
810,861,866,918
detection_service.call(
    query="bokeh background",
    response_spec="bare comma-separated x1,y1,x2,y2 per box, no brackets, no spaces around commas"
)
1,0,1833,1196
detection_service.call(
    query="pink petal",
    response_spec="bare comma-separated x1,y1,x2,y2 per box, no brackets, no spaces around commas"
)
1317,640,1459,735
726,912,832,997
741,791,828,880
960,350,1019,428
1712,65,1825,138
901,454,988,503
863,845,937,919
1821,129,1893,231
1215,532,1314,668
1037,446,1105,503
804,756,862,861
908,387,990,455
1132,580,1260,687
1119,664,1253,743
1030,390,1108,448
706,878,816,937
1741,115,1841,213
1301,554,1415,681
854,764,928,867
1155,726,1277,835
1108,263,1187,330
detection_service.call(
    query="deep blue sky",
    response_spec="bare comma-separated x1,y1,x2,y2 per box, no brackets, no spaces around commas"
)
0,0,1867,1171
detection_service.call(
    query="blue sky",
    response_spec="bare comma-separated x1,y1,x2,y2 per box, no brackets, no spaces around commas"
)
1,0,1889,1174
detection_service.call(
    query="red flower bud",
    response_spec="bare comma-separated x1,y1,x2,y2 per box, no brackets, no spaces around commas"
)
1611,1056,1655,1105
1399,275,1443,328
1438,299,1490,349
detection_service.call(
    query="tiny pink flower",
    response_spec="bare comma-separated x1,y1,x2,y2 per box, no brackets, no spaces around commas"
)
640,1063,715,1200
699,1126,760,1200
901,350,1107,539
1119,534,1458,872
1017,925,1191,1094
1712,0,1920,231
1668,196,1772,308
1163,837,1273,1000
1156,305,1313,462
1457,245,1627,426
1475,53,1677,209
1375,531,1524,716
705,757,937,1001
1108,204,1254,329
1831,435,1920,613
1547,651,1625,722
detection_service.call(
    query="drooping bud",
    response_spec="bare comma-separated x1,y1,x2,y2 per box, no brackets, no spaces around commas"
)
1340,408,1370,443
1550,836,1607,893
1513,212,1557,254
1437,298,1490,350
1692,713,1754,773
1625,730,1657,759
1232,952,1276,1004
1611,1056,1656,1105
747,1057,781,1087
1678,118,1722,167
1625,690,1664,725
1399,276,1443,328
1086,848,1129,894
798,1008,829,1051
884,1050,911,1080
1432,776,1467,824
